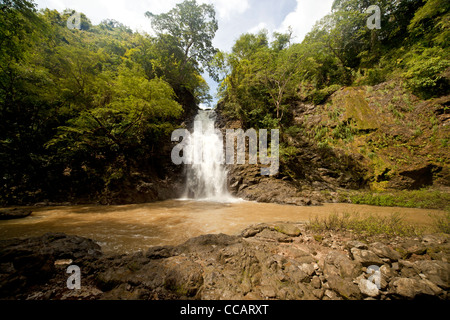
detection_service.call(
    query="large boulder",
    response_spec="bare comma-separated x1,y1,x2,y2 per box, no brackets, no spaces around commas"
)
412,260,449,290
0,233,102,298
0,208,32,220
389,278,437,299
350,248,384,267
323,251,361,279
368,242,401,262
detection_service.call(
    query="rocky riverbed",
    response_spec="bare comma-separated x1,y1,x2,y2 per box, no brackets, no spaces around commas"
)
0,223,448,300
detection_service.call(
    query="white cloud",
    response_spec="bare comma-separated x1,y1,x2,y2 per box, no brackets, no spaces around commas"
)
248,22,268,34
209,0,250,20
35,0,250,33
276,0,334,43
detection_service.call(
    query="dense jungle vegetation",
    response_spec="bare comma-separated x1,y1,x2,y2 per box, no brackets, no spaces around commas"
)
1,0,448,205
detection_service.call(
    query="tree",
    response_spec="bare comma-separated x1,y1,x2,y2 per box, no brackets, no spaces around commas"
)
146,0,218,82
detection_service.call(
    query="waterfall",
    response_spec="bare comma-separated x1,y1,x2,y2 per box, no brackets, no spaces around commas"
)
183,110,236,202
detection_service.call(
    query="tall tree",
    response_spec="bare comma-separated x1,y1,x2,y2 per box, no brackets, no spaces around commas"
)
146,0,218,82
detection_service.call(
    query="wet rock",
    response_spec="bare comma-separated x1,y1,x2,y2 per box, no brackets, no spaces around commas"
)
0,208,32,220
351,248,384,267
146,246,176,260
0,233,102,298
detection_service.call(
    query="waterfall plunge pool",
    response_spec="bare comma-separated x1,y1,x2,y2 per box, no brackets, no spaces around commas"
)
0,200,443,254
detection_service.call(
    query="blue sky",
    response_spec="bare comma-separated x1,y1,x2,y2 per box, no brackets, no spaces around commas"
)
34,0,335,105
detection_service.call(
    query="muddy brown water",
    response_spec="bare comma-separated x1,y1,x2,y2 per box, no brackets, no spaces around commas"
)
0,200,444,254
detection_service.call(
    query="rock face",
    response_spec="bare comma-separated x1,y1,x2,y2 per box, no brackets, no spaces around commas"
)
0,233,101,298
0,208,32,220
0,227,448,300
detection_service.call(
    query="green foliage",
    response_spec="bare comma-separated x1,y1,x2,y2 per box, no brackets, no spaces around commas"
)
429,211,450,234
309,85,342,105
308,211,422,237
146,0,218,81
349,190,450,210
0,1,213,204
403,47,450,99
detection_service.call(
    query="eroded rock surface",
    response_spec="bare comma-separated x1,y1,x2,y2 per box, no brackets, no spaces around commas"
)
0,225,448,300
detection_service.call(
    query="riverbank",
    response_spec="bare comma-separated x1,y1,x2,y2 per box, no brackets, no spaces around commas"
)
0,222,448,300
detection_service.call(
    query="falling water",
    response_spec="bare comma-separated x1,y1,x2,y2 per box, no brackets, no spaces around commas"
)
183,110,235,202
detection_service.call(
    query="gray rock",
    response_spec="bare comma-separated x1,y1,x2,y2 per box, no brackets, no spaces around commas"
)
351,248,384,267
324,251,361,279
346,240,368,250
413,260,449,289
398,240,427,258
368,242,401,262
327,275,362,300
390,278,436,299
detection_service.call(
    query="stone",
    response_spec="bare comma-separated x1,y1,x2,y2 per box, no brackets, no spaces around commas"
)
259,286,277,298
351,248,384,267
398,240,427,258
358,278,380,297
324,251,361,279
299,263,316,277
0,208,32,220
312,288,324,299
324,289,339,300
273,223,302,237
346,240,368,250
241,224,269,238
412,260,449,289
326,275,362,300
390,278,436,299
311,276,322,289
368,242,401,262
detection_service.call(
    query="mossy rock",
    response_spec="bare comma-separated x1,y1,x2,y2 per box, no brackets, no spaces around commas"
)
337,88,381,131
273,223,302,237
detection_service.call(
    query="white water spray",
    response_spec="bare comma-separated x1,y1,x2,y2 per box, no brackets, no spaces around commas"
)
183,110,238,202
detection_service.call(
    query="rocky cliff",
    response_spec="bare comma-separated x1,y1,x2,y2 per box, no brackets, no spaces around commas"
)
216,80,450,205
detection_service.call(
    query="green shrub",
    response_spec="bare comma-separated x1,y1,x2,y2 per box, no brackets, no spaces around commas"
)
308,212,421,237
310,84,342,105
349,190,450,210
429,211,450,234
403,47,450,99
